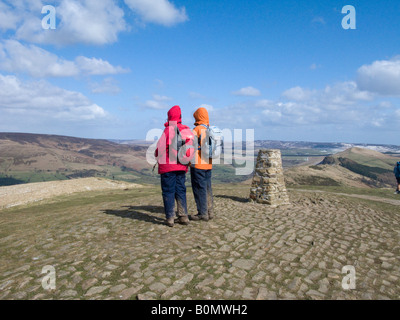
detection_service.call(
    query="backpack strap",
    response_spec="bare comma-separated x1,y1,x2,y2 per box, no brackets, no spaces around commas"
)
197,125,209,151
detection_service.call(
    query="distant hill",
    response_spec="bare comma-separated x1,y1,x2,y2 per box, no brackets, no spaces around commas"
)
0,133,248,186
2,133,399,188
254,140,400,154
286,147,399,188
0,133,152,186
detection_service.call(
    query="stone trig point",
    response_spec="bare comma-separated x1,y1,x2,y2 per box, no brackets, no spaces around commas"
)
250,149,290,206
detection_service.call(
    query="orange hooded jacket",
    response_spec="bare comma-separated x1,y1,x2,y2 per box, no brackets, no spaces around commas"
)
192,107,212,170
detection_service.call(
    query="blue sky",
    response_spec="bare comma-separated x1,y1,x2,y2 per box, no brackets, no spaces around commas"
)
1,0,400,144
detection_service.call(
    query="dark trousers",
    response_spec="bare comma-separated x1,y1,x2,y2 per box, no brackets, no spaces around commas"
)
161,171,188,219
190,167,213,216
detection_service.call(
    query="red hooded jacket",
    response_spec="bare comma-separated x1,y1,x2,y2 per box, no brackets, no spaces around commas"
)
155,106,195,174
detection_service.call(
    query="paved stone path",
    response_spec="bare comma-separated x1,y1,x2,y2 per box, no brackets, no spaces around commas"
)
294,189,400,207
0,185,399,300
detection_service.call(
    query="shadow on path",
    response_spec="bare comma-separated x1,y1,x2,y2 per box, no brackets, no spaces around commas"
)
215,195,250,203
103,205,166,225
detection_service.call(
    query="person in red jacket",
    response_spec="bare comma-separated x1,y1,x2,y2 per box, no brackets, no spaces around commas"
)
155,106,195,227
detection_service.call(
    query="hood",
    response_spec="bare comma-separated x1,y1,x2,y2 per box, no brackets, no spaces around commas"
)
193,107,210,126
165,105,182,127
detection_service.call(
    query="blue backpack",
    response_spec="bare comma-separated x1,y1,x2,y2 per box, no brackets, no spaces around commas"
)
199,124,224,159
395,162,400,178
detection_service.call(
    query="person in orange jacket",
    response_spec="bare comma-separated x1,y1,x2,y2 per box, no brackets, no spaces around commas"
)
190,107,214,221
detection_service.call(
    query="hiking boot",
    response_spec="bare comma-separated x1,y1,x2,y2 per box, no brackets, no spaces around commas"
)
166,217,175,227
178,216,190,225
190,214,209,222
395,190,400,195
208,211,214,220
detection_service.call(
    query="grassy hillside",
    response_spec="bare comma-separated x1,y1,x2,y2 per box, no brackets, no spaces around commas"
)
0,133,252,186
0,133,155,186
286,147,399,189
329,147,397,170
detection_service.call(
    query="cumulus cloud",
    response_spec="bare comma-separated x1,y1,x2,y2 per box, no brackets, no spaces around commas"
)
210,59,400,142
90,77,121,95
0,40,129,77
322,81,374,105
1,0,188,46
198,104,214,112
255,81,389,129
357,57,400,96
0,1,20,31
8,0,127,46
153,94,173,102
282,86,317,102
0,73,107,121
142,94,173,110
143,100,169,110
254,99,275,108
261,109,282,122
124,0,188,26
75,56,129,76
232,86,261,97
0,40,78,77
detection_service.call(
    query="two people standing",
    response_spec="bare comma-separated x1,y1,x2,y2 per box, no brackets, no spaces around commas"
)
155,106,214,227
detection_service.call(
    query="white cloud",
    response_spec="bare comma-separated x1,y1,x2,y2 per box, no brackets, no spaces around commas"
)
323,81,374,105
90,77,121,95
198,104,214,112
142,94,174,109
255,99,275,108
124,0,188,27
5,0,127,46
357,57,400,96
0,1,20,31
2,0,188,46
0,40,78,77
282,86,317,102
232,86,261,97
200,58,400,142
75,56,129,76
253,81,380,127
0,73,107,121
143,99,170,110
0,40,129,77
262,109,282,122
153,94,173,102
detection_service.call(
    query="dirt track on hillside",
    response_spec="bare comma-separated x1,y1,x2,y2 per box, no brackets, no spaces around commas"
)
0,178,141,209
